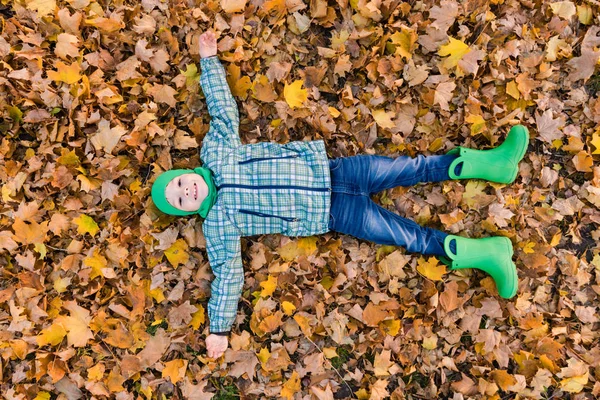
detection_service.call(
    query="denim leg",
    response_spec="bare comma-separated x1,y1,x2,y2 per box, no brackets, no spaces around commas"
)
329,154,457,194
329,191,448,256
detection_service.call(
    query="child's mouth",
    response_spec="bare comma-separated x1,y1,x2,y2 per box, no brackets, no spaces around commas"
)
194,183,197,200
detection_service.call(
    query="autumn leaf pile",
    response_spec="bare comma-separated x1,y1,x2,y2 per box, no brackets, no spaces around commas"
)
1,0,600,398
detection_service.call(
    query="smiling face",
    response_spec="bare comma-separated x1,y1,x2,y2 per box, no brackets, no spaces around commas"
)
164,173,208,212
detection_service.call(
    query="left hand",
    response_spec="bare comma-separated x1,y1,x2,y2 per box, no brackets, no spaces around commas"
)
205,334,228,358
199,31,218,59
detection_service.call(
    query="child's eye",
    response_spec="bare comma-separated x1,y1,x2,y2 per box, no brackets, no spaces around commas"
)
178,179,181,187
179,198,182,205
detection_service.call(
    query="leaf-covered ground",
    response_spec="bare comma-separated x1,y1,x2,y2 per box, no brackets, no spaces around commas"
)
1,0,600,399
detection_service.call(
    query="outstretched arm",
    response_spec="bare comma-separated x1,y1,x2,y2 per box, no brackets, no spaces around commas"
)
202,206,244,358
198,31,241,170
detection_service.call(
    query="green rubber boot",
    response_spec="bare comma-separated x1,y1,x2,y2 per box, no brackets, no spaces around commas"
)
448,124,530,184
441,235,518,299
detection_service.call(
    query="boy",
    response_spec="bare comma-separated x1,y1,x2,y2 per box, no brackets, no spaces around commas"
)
151,31,529,359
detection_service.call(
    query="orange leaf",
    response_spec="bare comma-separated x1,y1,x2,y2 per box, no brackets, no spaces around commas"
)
12,218,48,245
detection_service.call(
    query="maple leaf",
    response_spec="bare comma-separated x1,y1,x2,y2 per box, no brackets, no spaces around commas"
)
12,218,48,245
26,0,56,17
162,359,187,384
260,274,278,297
252,74,278,102
37,323,67,347
372,109,396,129
310,383,335,400
417,257,446,281
389,28,418,59
55,33,80,59
226,64,252,99
221,0,246,13
438,37,471,71
181,378,215,400
47,61,81,84
281,371,301,400
164,238,189,267
73,214,99,236
550,1,576,19
283,80,308,108
433,81,456,111
147,83,178,107
90,119,127,154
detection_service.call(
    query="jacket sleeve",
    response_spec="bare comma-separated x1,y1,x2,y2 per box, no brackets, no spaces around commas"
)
199,56,242,171
202,205,244,334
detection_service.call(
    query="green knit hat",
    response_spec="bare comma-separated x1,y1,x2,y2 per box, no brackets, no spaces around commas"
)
151,167,217,217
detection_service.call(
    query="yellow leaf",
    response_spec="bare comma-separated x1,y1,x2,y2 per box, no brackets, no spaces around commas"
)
465,113,486,135
323,347,337,358
106,369,126,392
190,305,206,330
372,109,396,129
506,80,520,99
164,238,189,267
83,250,107,280
422,334,438,350
355,388,369,400
381,319,401,336
34,392,51,400
438,37,471,70
590,132,600,154
53,277,70,293
281,371,301,400
281,301,296,316
328,107,341,118
522,241,535,254
293,314,313,336
260,275,278,297
389,28,418,59
162,359,188,384
37,322,67,347
47,61,81,84
257,347,271,365
88,363,105,381
491,370,517,391
26,0,56,17
550,233,562,247
577,5,593,25
417,257,446,281
129,178,142,193
221,0,247,13
279,237,318,261
74,214,99,236
226,64,252,99
77,175,102,192
56,147,81,167
560,373,588,393
10,339,29,360
284,80,308,108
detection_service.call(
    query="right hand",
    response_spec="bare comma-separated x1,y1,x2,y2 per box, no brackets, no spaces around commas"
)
206,333,228,358
199,31,218,59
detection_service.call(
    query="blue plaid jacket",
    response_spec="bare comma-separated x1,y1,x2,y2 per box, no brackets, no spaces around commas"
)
199,56,331,334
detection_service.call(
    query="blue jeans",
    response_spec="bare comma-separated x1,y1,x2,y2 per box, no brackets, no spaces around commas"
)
328,154,457,256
